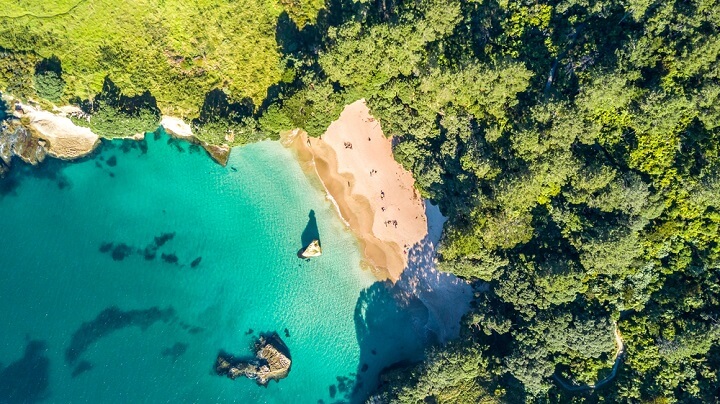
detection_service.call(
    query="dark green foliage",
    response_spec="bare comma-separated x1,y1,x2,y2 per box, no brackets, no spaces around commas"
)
0,49,36,99
88,106,159,139
191,89,265,145
81,77,161,138
33,71,64,102
292,0,720,401
33,56,65,102
1,0,720,401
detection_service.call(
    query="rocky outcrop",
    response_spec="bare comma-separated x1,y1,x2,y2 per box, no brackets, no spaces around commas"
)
202,142,231,166
215,333,292,386
300,239,322,258
0,121,48,175
0,96,230,175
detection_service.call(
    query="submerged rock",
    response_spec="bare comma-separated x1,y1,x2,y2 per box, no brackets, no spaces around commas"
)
215,332,292,386
300,239,322,258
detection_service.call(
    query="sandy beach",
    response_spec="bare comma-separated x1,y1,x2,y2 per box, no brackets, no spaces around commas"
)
285,100,427,281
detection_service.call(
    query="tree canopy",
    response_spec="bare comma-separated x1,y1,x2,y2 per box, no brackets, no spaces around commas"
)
2,0,720,401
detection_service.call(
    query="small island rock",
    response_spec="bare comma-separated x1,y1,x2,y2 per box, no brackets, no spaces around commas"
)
300,239,322,258
215,333,292,386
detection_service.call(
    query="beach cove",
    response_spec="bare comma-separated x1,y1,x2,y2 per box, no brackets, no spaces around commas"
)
0,119,470,403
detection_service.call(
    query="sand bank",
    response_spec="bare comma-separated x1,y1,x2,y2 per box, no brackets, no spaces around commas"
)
285,100,427,281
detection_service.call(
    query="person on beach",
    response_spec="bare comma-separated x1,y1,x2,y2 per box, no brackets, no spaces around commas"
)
381,190,385,199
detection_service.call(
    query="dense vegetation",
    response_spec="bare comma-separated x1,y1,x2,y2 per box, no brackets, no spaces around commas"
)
2,0,720,402
266,0,720,401
0,0,322,143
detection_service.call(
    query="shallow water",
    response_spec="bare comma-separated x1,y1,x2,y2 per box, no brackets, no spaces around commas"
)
0,132,438,403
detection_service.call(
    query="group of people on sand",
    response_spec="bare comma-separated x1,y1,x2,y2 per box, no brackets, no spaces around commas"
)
384,219,398,228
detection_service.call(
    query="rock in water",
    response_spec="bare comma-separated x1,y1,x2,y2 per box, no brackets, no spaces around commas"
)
215,332,292,386
300,239,322,258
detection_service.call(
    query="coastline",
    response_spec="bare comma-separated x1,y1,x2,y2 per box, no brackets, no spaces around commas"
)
2,96,431,283
0,98,230,172
283,100,428,281
160,116,231,165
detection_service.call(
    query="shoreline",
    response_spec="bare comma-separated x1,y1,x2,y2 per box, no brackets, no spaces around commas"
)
0,99,230,172
2,97,432,283
283,100,428,281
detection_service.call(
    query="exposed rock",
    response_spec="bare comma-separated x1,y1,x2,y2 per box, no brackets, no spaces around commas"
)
300,239,322,258
202,142,230,166
0,101,96,175
0,123,48,169
215,332,292,386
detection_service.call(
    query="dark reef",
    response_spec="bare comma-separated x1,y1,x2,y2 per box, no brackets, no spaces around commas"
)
98,232,191,266
65,306,176,364
71,360,93,378
161,342,189,361
0,340,50,403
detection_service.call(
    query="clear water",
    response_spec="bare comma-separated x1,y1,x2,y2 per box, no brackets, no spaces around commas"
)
0,132,436,403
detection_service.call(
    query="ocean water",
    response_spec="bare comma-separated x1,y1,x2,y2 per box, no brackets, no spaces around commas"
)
0,131,437,403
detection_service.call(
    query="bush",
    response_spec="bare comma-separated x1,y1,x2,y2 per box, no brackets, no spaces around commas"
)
33,71,65,102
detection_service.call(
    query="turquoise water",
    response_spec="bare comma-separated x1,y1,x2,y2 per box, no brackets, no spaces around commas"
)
0,132,436,403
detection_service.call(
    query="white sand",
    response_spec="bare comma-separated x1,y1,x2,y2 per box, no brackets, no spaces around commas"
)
161,115,193,138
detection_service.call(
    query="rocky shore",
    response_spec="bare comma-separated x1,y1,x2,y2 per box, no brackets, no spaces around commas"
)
0,123,46,175
0,101,101,175
215,333,292,386
0,94,234,176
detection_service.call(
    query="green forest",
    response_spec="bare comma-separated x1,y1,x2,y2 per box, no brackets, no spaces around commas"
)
2,0,720,402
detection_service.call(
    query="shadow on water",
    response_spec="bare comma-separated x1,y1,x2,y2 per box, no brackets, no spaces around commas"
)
301,210,320,249
341,280,431,403
0,156,74,198
338,203,474,403
0,340,51,403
